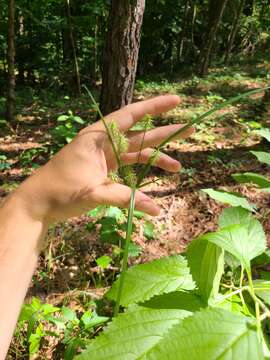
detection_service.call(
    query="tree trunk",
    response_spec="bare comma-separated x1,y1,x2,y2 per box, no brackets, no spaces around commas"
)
6,0,15,122
100,0,145,115
64,0,81,94
197,0,228,76
224,0,246,64
176,1,189,65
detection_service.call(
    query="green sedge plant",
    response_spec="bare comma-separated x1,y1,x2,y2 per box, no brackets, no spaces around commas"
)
73,86,270,359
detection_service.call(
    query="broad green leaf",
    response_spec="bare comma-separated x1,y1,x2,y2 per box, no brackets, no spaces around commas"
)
73,115,85,124
87,205,106,218
255,128,270,142
127,242,142,257
201,221,266,268
216,293,248,315
29,324,44,355
233,172,270,188
107,255,195,306
80,311,109,329
251,151,270,166
219,206,255,228
186,237,224,303
96,255,112,269
141,291,206,312
143,220,155,240
253,280,270,306
75,306,190,360
99,217,124,244
146,308,264,360
202,188,255,211
57,114,69,121
61,306,78,323
105,206,126,222
218,207,266,267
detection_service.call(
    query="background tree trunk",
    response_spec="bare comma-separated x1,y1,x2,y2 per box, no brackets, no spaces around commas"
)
100,0,145,115
6,0,15,122
176,0,189,66
64,0,81,94
224,0,246,64
197,0,228,76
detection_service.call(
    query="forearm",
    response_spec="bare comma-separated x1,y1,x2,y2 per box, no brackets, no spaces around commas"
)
0,193,48,359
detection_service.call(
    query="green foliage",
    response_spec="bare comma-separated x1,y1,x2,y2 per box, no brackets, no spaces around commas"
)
51,111,85,146
0,154,11,170
202,188,255,211
255,129,270,142
143,220,155,240
96,255,112,269
75,306,191,360
186,237,224,303
76,203,270,359
251,151,270,166
233,172,270,189
107,255,195,307
201,208,266,269
16,297,109,358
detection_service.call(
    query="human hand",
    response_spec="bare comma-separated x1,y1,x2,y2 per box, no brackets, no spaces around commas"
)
14,95,193,224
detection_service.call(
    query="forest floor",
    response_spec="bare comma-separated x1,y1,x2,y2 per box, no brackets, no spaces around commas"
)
1,60,270,358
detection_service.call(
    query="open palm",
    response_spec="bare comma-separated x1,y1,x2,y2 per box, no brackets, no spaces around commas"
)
20,95,193,223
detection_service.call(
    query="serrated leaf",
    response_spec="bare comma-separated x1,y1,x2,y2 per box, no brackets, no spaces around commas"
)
141,291,206,312
202,188,255,211
255,128,270,142
251,151,270,166
186,237,224,303
254,280,270,306
107,255,195,306
146,308,263,360
233,172,270,188
201,221,266,269
75,306,190,360
128,242,142,257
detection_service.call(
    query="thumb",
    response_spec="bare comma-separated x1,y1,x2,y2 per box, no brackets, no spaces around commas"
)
93,182,161,216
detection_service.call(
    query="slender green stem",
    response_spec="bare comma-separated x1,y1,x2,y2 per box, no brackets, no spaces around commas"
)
239,266,248,310
215,287,247,303
246,267,261,336
114,188,136,316
83,85,122,169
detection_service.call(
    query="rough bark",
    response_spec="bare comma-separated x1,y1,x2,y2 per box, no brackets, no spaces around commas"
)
224,0,246,64
64,0,81,94
198,0,228,76
100,0,145,115
6,0,15,122
177,1,189,65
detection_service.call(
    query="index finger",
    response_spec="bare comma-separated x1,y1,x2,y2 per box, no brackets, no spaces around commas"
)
104,95,181,132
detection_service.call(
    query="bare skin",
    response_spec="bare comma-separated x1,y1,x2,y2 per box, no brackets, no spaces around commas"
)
0,95,193,358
